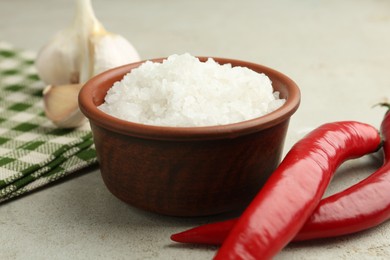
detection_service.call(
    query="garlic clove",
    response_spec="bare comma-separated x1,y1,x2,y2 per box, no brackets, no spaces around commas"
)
53,109,86,129
43,84,87,128
35,28,81,85
91,33,141,76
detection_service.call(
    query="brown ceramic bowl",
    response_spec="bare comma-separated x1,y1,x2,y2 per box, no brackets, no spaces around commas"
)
78,57,300,217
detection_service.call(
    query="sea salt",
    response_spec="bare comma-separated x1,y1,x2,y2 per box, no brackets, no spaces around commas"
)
98,53,285,127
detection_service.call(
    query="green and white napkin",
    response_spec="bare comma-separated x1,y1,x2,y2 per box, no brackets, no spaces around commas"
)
0,42,98,203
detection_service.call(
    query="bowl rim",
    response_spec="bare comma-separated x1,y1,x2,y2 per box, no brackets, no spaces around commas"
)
78,57,300,141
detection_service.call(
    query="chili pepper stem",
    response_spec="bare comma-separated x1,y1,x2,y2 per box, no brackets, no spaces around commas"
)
374,102,390,111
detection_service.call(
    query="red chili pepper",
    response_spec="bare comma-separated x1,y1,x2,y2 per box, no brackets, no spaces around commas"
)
171,121,381,259
172,108,390,247
171,218,235,245
295,105,390,241
215,121,380,260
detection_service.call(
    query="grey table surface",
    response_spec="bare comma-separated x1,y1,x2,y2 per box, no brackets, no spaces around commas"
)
1,0,390,259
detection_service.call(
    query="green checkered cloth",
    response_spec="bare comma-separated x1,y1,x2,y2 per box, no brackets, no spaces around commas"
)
0,42,98,203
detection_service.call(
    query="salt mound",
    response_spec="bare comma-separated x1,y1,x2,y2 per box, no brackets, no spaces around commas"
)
98,53,285,127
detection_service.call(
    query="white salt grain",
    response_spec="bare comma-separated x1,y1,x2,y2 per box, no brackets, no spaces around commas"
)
98,53,285,127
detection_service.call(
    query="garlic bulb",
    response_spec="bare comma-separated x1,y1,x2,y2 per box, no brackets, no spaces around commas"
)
36,0,140,128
